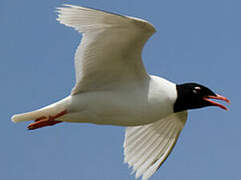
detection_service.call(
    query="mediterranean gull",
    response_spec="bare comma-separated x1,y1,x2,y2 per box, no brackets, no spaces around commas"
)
11,5,230,180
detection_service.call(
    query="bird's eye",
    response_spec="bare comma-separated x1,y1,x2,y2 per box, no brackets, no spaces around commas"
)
193,86,201,94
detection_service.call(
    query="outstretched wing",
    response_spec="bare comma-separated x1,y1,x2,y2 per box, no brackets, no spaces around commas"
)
57,5,156,94
124,111,188,180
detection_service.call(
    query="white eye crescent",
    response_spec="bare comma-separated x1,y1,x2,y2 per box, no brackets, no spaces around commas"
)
193,89,198,94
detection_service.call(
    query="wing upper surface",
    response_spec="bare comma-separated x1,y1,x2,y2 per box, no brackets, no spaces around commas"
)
57,5,156,94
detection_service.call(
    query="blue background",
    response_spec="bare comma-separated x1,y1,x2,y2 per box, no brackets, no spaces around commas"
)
1,0,240,180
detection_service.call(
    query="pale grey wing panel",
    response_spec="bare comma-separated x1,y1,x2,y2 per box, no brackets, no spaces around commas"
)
56,5,156,94
71,29,150,93
124,111,188,180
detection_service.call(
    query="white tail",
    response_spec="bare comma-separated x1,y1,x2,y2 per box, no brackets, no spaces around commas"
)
11,96,70,123
12,110,44,123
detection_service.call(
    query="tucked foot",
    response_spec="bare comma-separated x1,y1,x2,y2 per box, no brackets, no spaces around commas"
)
28,110,67,130
28,118,62,130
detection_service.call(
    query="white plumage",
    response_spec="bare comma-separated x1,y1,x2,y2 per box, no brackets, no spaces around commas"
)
124,111,187,180
57,4,156,94
12,5,188,180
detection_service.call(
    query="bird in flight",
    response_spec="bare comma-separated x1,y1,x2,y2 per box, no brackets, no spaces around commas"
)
11,4,230,180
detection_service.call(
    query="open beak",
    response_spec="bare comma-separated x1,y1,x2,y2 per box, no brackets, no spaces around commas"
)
203,94,230,111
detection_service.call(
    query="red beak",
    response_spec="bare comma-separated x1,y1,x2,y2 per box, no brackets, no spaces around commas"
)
203,94,230,110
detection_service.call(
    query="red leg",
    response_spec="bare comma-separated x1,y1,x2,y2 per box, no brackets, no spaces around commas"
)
35,116,47,122
28,110,67,130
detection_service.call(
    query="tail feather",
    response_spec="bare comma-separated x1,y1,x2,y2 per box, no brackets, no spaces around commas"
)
11,96,70,123
11,110,45,123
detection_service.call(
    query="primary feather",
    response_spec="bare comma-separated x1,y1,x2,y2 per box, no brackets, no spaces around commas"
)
124,111,187,180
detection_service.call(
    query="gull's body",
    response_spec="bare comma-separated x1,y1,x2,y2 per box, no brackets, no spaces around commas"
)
16,76,177,126
11,5,229,180
67,76,176,126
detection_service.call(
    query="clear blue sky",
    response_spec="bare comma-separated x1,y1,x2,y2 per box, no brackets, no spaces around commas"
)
1,0,240,180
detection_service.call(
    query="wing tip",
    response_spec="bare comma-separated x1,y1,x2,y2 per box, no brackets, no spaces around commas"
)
56,4,156,34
